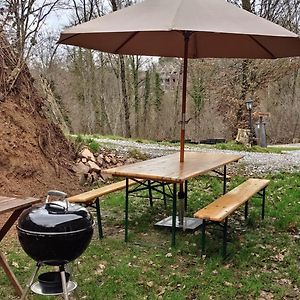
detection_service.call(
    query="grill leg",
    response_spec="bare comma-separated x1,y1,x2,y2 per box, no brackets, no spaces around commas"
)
201,219,206,254
20,262,41,300
222,218,228,260
244,200,249,220
262,188,266,219
60,266,69,300
96,197,103,239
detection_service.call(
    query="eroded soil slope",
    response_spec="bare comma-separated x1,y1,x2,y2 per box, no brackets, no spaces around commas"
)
0,32,81,198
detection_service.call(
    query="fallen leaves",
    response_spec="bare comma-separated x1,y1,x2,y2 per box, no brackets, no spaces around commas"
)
94,261,107,275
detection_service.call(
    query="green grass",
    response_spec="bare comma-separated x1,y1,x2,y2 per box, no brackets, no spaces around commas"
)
1,173,299,299
215,141,300,153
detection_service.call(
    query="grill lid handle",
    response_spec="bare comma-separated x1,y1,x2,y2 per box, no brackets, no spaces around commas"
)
45,202,67,213
45,190,69,211
46,190,67,199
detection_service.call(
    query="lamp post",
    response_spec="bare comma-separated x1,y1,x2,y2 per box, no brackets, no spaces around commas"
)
245,99,253,145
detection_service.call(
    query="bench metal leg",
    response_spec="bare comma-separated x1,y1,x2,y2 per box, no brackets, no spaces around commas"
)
244,200,249,220
201,219,206,254
95,197,103,239
262,187,266,219
222,217,228,259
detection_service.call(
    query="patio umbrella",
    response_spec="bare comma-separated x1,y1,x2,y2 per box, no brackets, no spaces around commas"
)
58,0,300,163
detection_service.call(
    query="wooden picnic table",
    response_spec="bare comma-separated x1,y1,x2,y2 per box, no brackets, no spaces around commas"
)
0,196,40,296
103,151,243,246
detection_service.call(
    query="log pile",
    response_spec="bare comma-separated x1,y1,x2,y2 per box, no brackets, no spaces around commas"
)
73,148,137,185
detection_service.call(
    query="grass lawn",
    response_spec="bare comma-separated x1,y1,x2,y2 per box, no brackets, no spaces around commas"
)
0,173,299,299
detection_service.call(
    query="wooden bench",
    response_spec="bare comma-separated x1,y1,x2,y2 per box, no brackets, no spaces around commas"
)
68,179,138,239
194,178,270,258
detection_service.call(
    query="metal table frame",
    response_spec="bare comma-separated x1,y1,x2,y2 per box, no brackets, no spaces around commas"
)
103,152,242,247
124,165,228,247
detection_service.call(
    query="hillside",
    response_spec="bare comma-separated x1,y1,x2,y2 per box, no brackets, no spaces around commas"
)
0,32,81,198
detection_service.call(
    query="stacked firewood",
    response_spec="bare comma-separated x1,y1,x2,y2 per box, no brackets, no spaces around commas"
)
73,148,136,185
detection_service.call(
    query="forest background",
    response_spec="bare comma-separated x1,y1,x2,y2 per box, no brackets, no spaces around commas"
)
1,0,300,144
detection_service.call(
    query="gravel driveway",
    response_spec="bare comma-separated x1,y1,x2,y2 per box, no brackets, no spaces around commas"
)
96,138,300,175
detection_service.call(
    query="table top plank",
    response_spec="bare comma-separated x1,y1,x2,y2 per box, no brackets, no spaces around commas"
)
0,197,40,215
103,152,243,183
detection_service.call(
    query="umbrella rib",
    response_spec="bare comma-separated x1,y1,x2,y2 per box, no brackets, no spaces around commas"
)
248,35,276,59
115,32,139,53
58,33,81,45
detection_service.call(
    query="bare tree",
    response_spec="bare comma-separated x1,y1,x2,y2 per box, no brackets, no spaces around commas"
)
110,0,132,137
0,0,60,97
2,0,60,60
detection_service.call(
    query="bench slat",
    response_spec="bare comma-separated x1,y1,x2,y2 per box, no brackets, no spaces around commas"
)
194,178,270,222
68,179,137,204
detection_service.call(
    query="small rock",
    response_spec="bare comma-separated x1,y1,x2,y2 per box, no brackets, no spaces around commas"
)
104,156,111,163
87,161,101,172
73,162,89,174
80,148,96,162
97,156,104,166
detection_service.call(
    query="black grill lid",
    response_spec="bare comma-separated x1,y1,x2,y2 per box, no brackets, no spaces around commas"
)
18,200,93,234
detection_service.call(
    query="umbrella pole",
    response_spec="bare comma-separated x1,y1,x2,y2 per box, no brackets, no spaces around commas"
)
178,32,190,228
180,32,190,163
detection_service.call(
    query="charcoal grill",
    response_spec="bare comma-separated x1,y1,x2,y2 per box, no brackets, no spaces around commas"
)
17,190,94,299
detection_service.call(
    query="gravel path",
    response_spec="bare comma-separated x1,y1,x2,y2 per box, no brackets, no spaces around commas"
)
96,138,300,175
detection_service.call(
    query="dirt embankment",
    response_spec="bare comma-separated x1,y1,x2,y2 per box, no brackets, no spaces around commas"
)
0,32,82,199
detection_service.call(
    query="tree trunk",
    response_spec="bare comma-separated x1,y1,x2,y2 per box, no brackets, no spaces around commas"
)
120,55,131,137
143,70,150,136
130,56,140,137
110,0,131,137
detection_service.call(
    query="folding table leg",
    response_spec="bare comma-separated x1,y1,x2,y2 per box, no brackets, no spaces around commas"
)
125,178,129,242
171,183,177,247
184,181,188,211
162,184,167,208
262,188,266,219
148,180,153,207
223,165,227,194
95,197,103,239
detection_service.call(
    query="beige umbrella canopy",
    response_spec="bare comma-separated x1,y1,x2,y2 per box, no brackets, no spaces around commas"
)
59,0,300,161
